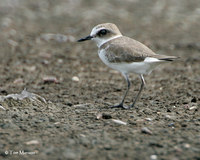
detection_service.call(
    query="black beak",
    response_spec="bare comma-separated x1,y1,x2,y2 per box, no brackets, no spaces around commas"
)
77,35,93,42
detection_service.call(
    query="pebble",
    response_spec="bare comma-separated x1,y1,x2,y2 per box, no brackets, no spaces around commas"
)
57,59,63,63
165,114,172,119
150,155,157,160
189,106,197,110
25,140,39,145
54,122,60,125
72,76,79,82
39,52,52,59
79,134,86,137
43,76,58,83
145,118,152,121
96,113,102,119
168,123,175,127
25,66,36,72
0,105,6,110
141,127,152,135
13,78,24,85
183,143,190,148
42,60,49,65
73,103,91,108
112,119,127,125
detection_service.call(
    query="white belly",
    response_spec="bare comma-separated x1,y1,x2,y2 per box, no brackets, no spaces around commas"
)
98,49,162,75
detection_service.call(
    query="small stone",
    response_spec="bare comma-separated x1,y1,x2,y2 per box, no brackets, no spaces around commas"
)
145,118,152,121
54,122,60,125
13,78,24,85
141,127,152,135
39,52,52,59
80,134,86,137
168,123,174,127
42,60,49,65
73,103,91,108
96,113,102,120
0,105,6,110
112,119,127,125
25,140,39,145
165,115,172,119
72,76,79,82
104,144,112,150
57,59,63,63
150,155,157,160
43,76,58,83
183,143,190,149
189,106,197,110
25,66,36,72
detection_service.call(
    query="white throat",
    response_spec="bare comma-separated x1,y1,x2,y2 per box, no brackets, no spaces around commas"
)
93,35,122,48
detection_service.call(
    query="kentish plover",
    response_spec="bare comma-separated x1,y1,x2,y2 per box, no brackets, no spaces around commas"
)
78,23,178,109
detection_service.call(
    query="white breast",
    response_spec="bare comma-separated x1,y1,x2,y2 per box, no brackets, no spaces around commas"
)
98,49,107,63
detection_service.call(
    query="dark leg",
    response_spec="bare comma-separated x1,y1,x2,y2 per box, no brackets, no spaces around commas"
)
130,74,145,108
110,73,130,109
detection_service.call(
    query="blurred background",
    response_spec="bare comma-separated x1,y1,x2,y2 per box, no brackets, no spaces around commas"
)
1,0,200,44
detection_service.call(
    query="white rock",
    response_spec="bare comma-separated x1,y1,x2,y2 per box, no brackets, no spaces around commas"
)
25,140,39,145
150,155,157,160
0,105,6,110
189,106,197,110
112,119,127,125
72,76,79,82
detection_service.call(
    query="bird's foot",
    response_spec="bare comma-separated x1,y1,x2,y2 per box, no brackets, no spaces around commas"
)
110,103,130,109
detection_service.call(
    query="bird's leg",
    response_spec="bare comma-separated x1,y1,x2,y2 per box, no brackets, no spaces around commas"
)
130,74,145,108
110,73,130,109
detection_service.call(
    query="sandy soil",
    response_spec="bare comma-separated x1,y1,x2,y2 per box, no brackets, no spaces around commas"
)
0,0,199,160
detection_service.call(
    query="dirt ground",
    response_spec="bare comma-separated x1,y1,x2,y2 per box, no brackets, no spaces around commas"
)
0,0,199,160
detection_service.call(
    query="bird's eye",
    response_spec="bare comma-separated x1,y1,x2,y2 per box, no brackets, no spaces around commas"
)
98,29,108,36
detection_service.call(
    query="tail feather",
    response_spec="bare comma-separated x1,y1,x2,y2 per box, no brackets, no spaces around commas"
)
153,55,179,61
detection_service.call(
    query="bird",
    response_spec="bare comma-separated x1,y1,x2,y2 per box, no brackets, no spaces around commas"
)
77,23,178,109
